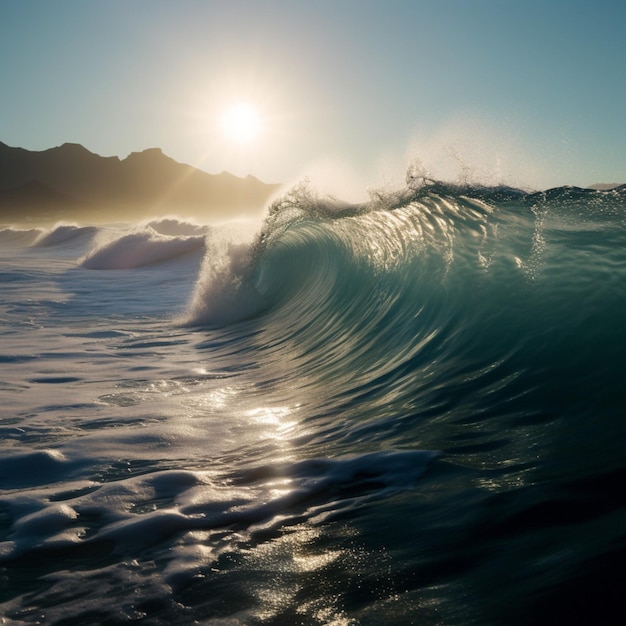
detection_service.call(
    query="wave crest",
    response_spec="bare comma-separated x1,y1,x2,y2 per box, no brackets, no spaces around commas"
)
182,174,626,338
33,223,98,247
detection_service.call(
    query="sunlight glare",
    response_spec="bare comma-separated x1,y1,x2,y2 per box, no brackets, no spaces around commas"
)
221,102,261,143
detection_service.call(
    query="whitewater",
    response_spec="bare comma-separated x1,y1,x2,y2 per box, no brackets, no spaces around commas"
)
1,180,625,625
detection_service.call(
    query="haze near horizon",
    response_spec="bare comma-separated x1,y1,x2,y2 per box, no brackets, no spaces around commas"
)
1,0,624,197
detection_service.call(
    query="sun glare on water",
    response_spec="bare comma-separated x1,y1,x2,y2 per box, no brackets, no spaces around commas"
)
220,102,261,144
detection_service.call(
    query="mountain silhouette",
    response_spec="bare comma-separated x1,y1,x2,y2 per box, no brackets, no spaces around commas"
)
587,183,624,191
0,141,281,223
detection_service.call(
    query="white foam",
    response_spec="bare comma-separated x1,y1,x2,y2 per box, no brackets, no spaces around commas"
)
182,234,267,327
11,503,79,542
143,217,211,237
0,449,438,561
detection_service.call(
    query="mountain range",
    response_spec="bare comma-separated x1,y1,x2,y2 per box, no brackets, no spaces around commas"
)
0,141,281,223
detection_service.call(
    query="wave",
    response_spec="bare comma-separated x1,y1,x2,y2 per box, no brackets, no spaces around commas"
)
184,178,626,323
32,223,99,247
0,226,42,246
79,225,206,270
181,179,514,328
182,179,626,441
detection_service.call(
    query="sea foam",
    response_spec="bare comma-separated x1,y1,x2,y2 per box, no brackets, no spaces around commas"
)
182,233,267,327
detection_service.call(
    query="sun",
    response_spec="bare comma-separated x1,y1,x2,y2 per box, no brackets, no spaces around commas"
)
220,102,261,144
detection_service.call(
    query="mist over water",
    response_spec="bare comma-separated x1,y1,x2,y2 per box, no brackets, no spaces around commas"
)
1,175,625,624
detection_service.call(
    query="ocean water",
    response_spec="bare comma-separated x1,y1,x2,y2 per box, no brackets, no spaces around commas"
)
1,181,625,625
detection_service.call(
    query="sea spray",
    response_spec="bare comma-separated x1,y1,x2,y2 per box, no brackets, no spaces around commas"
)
183,230,267,327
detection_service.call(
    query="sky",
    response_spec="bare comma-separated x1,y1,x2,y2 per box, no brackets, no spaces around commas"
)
1,0,625,196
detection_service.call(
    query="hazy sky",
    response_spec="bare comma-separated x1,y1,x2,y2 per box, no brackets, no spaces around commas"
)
1,0,624,194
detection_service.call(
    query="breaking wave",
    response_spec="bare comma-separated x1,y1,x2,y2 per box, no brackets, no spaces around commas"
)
80,225,206,270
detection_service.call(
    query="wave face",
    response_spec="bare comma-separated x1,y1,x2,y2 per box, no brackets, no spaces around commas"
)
187,183,626,403
1,182,625,625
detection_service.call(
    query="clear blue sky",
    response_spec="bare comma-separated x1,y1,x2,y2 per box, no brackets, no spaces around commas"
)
1,0,624,193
